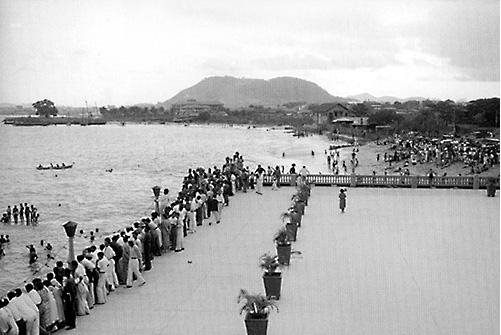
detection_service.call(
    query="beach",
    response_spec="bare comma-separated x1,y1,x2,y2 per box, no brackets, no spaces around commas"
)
334,141,500,178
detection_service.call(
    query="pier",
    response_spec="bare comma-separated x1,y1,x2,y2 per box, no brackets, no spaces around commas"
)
67,186,499,335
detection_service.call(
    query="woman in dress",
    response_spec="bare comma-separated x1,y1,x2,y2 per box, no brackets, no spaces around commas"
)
43,280,59,326
159,208,171,252
256,172,264,195
339,189,347,213
34,279,54,330
174,211,184,252
50,279,65,327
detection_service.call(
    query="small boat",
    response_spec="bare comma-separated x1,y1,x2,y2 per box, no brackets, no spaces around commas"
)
36,163,74,170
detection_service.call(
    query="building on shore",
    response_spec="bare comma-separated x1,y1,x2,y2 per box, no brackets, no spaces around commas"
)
309,103,353,126
171,99,225,119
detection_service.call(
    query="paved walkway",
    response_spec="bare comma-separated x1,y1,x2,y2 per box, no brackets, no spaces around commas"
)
67,187,499,335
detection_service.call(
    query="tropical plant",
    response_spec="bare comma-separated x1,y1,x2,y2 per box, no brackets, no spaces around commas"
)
280,211,292,223
237,289,278,318
259,253,279,274
274,227,290,246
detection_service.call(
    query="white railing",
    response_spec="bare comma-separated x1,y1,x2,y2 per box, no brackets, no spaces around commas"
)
263,174,498,189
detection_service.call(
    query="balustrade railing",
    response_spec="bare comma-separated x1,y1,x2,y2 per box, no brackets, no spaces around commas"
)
263,174,498,189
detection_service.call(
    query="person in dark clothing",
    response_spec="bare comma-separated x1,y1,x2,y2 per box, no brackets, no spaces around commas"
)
19,203,24,223
206,195,219,225
53,261,66,284
195,196,203,226
24,204,31,225
62,268,77,330
110,235,123,264
143,225,153,271
27,245,38,264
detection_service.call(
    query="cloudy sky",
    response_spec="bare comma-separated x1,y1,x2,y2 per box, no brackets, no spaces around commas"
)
0,0,499,105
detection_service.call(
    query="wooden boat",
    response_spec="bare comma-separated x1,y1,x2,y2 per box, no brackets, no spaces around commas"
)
36,163,74,170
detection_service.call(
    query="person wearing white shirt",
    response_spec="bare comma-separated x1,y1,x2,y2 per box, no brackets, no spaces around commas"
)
0,299,18,335
72,259,90,316
299,166,310,176
7,290,37,335
12,290,38,335
103,239,118,290
188,197,198,232
159,188,171,214
126,241,146,288
25,284,41,306
95,252,109,304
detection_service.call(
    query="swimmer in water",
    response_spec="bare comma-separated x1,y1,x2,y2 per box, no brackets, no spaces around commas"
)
27,245,38,264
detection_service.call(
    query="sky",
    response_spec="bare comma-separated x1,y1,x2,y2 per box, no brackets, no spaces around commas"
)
0,0,499,106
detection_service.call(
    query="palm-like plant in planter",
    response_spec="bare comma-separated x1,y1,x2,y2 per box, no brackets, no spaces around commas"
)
238,289,278,335
281,210,298,241
274,226,292,265
260,253,282,299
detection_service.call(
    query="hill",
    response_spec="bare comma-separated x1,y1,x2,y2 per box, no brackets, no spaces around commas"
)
347,93,429,103
161,76,348,108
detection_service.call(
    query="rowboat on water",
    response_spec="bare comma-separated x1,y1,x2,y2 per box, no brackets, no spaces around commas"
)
36,163,74,170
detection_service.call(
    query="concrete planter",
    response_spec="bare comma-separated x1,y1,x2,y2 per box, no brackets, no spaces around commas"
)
263,272,282,300
290,211,302,228
286,223,298,242
276,244,291,265
245,314,269,335
487,183,497,197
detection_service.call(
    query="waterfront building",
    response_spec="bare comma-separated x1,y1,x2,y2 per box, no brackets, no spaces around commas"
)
171,99,225,120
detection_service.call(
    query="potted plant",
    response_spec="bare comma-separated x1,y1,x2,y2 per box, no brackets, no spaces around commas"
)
291,194,306,215
238,289,278,335
274,227,291,265
260,253,282,299
296,183,310,206
281,211,298,242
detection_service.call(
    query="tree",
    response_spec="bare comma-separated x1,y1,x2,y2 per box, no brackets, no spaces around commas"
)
466,98,500,127
32,99,58,118
368,109,400,126
351,103,371,116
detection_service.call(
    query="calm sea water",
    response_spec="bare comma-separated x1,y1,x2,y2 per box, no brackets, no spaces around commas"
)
0,122,334,294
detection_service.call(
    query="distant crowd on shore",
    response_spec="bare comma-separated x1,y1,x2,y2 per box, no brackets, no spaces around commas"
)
1,204,39,225
381,132,499,175
325,145,360,176
1,152,291,334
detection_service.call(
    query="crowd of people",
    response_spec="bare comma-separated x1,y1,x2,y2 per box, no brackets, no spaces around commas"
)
0,152,283,334
325,147,360,175
1,204,39,225
383,132,499,175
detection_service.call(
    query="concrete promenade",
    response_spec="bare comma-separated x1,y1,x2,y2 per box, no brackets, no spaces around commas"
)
68,187,499,335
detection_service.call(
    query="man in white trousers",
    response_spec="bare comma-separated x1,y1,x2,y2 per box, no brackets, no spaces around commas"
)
126,241,146,288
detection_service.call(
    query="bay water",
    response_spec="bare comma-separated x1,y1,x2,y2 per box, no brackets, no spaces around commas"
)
0,122,336,294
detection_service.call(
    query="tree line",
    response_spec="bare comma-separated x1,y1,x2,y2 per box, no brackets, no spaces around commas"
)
366,98,499,135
